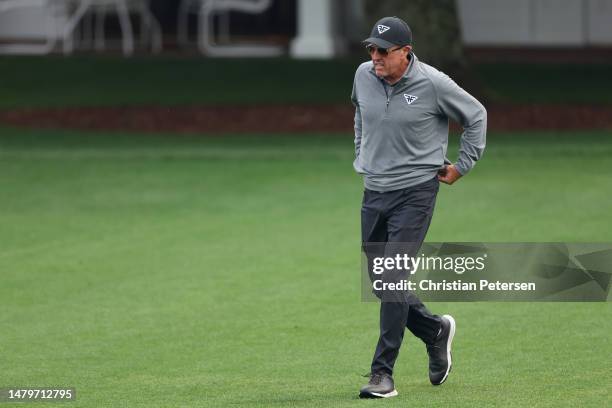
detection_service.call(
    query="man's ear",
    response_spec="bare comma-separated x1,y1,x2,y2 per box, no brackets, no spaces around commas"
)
404,46,412,59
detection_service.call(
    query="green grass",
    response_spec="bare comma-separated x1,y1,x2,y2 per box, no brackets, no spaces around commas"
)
1,56,611,108
1,127,611,407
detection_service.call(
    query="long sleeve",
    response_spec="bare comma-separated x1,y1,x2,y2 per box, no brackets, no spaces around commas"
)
434,73,487,175
351,77,362,158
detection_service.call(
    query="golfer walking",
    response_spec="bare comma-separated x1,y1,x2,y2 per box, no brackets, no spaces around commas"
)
353,17,487,398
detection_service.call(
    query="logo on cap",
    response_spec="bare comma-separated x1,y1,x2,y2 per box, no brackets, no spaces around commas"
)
404,94,418,105
377,25,390,34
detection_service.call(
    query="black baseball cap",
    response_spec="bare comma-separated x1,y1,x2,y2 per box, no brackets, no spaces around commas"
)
363,16,412,49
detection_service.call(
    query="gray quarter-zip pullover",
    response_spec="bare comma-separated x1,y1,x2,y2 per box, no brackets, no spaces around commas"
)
351,53,487,191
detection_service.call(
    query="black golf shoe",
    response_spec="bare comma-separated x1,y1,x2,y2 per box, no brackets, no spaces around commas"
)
427,314,456,385
359,372,398,399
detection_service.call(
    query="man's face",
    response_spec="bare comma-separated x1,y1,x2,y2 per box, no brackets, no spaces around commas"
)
368,45,411,79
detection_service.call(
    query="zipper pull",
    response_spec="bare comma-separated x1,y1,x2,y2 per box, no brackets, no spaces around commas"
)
386,98,390,111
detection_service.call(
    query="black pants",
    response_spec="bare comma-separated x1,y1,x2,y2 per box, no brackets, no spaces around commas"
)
361,176,442,375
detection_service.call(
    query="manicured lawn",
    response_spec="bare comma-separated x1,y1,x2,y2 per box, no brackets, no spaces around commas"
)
1,128,610,407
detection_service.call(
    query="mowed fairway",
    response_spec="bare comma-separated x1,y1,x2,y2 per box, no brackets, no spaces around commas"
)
0,127,611,407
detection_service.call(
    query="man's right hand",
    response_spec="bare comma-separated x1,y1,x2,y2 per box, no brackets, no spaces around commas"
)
437,164,462,185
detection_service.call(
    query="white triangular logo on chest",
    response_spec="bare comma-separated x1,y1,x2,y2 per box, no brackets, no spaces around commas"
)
404,94,418,105
377,25,390,34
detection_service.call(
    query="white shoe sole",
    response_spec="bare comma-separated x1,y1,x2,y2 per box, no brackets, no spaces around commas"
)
437,314,456,385
360,389,398,398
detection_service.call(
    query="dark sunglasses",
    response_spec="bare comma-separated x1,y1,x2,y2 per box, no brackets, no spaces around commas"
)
366,44,403,56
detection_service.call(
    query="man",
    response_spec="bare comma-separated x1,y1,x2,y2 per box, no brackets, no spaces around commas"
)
352,16,487,398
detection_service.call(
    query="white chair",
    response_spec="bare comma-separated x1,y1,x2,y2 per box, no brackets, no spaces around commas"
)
178,0,230,47
62,0,162,56
91,0,162,53
178,0,284,57
0,0,60,54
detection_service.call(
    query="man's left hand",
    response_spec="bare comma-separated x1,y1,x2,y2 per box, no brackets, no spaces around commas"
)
437,164,462,185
